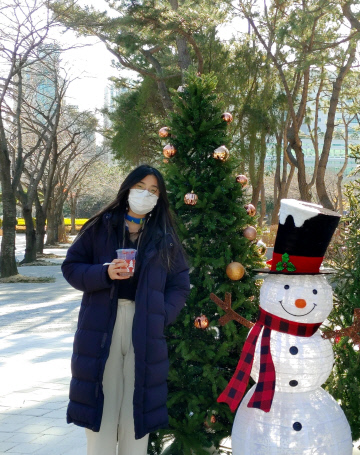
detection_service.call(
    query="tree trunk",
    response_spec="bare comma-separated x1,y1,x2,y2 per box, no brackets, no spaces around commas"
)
45,197,57,245
21,206,36,264
0,190,18,277
70,196,77,235
316,41,356,209
258,183,266,227
293,142,312,201
0,115,18,278
336,121,349,216
35,194,46,254
251,131,266,208
57,205,67,243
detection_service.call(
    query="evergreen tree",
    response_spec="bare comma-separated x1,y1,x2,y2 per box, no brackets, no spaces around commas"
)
150,71,264,454
325,152,360,443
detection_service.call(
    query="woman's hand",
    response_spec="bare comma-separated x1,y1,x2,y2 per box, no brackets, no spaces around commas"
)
107,259,131,280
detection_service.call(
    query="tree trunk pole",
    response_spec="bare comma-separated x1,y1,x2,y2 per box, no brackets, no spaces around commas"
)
21,206,37,263
0,114,18,277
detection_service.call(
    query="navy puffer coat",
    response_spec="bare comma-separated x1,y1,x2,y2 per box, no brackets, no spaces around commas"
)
61,212,190,439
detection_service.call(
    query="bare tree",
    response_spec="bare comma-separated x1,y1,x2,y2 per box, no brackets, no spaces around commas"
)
4,50,70,263
238,0,359,207
0,0,57,277
35,105,101,247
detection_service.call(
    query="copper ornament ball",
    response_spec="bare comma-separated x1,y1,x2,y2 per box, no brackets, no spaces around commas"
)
210,415,217,424
213,145,230,162
221,112,233,123
243,226,257,241
159,127,170,138
226,262,245,281
236,174,248,187
163,143,177,158
184,191,198,206
244,203,256,217
194,315,209,329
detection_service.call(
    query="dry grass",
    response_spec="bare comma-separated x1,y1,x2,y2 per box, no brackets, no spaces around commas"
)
19,260,60,267
0,274,55,283
37,253,63,259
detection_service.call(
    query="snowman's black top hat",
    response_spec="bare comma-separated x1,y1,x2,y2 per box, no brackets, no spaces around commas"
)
264,199,341,274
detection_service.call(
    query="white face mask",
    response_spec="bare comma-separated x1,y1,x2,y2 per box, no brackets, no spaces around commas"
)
128,188,159,215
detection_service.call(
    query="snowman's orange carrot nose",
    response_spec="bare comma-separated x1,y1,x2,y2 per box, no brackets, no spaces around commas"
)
295,298,307,308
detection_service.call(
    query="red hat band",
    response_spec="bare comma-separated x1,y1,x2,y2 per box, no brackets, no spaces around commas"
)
269,253,324,274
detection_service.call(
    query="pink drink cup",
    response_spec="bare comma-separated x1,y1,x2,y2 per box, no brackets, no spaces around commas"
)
116,248,137,277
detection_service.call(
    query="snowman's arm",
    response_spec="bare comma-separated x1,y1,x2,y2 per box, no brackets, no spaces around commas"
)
322,308,360,346
210,292,255,329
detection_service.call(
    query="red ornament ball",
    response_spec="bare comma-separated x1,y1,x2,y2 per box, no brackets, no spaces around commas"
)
221,112,233,123
243,226,257,241
194,315,209,329
213,145,229,161
244,203,256,217
163,144,177,158
236,174,248,187
184,191,198,206
159,127,170,138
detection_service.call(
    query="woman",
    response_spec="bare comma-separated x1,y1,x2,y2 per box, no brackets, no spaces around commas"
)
62,165,190,455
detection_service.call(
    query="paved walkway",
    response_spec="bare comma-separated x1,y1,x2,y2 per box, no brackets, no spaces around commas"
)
0,237,86,454
0,236,359,454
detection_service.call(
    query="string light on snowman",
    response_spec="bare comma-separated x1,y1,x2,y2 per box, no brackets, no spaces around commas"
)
211,199,354,455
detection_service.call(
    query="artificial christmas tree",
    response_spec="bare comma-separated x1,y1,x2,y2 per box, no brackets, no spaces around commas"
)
149,71,264,454
324,163,360,444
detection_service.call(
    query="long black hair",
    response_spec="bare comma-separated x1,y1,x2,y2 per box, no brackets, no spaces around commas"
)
79,165,183,271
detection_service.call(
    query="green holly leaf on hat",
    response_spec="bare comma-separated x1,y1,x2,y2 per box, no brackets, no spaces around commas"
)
287,262,297,272
275,252,296,272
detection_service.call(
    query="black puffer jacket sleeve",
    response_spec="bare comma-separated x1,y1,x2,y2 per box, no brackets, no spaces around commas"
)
164,248,190,326
61,225,112,293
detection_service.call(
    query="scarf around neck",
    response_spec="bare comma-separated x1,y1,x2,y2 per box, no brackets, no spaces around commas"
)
217,308,322,413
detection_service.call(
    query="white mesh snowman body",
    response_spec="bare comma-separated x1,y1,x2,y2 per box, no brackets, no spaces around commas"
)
218,200,352,455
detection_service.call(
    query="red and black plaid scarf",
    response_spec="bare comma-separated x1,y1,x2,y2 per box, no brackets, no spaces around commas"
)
217,308,322,413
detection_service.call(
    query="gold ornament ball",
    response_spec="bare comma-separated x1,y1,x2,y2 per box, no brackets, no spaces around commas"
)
163,158,169,164
163,144,177,158
243,226,257,241
194,315,209,329
236,174,248,187
159,127,170,138
184,191,198,206
226,262,245,281
244,203,257,217
213,145,230,161
221,112,233,123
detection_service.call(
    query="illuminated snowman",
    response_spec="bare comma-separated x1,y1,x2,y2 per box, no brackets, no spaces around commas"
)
217,200,353,455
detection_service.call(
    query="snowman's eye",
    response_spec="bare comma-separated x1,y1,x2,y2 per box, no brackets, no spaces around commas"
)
313,289,317,295
284,285,290,290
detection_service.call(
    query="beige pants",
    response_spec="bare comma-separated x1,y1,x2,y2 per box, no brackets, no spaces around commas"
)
86,299,149,455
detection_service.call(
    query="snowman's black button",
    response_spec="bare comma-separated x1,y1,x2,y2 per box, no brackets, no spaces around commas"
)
293,422,302,431
289,346,298,355
289,380,298,387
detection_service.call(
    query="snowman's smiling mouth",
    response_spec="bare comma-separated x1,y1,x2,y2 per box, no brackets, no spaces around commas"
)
279,301,317,317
